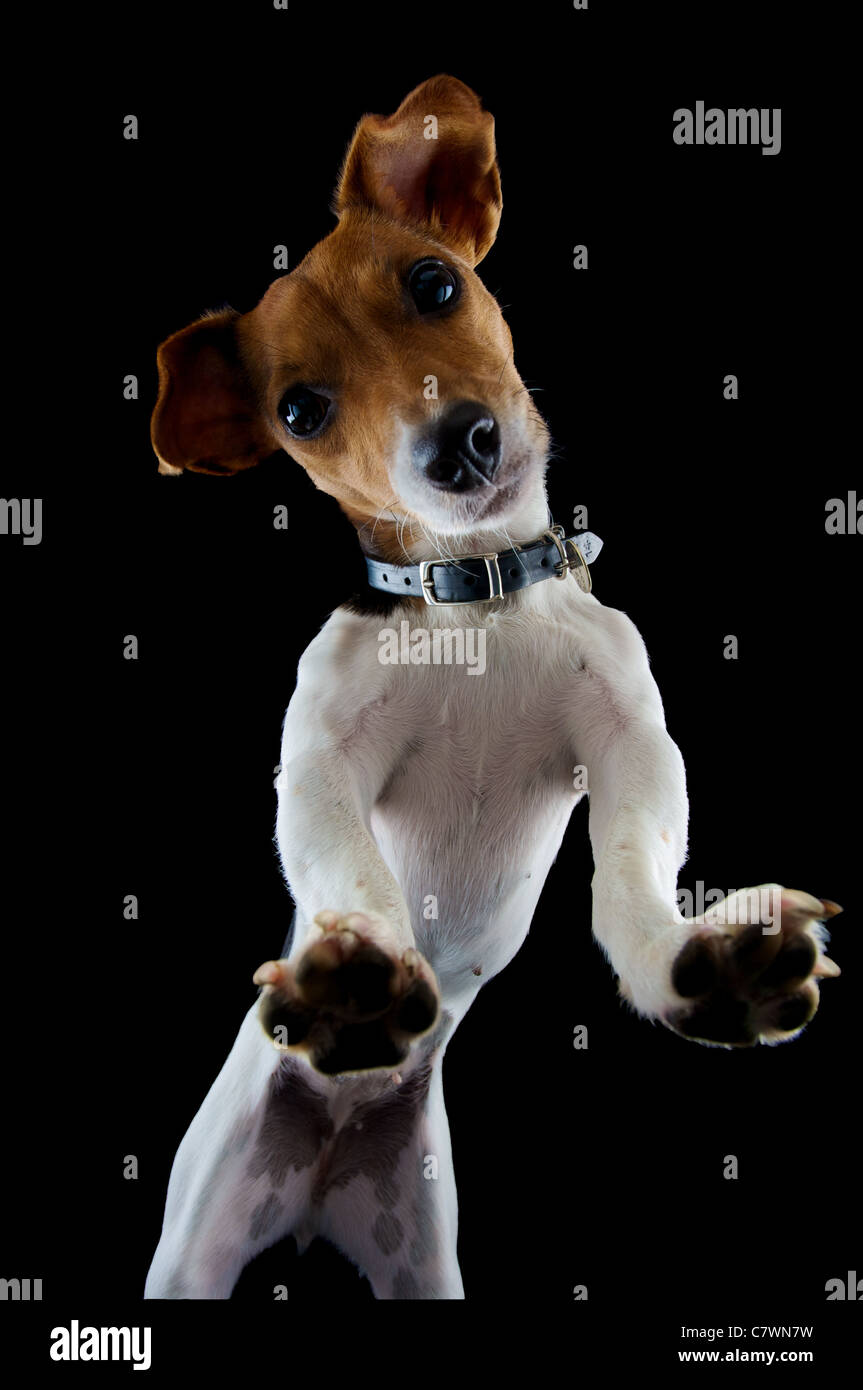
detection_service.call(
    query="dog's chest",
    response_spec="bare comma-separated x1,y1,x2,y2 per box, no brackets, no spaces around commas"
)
373,655,575,815
360,607,584,980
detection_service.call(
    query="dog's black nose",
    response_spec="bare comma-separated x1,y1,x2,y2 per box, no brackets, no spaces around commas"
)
417,400,501,491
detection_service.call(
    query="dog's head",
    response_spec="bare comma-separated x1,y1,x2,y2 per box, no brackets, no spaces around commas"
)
151,75,550,556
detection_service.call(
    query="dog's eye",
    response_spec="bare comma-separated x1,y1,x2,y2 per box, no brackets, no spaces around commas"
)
278,387,330,437
408,260,459,313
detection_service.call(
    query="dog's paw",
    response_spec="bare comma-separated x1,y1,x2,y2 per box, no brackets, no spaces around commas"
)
664,889,842,1047
253,912,440,1075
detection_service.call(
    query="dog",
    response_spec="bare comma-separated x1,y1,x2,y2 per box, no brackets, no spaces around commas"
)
144,75,842,1300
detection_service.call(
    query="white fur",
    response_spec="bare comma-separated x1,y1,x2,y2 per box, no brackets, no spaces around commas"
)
145,492,831,1300
145,513,702,1299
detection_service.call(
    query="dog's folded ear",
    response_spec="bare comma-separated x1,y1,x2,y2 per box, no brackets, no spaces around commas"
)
151,308,276,476
334,74,502,266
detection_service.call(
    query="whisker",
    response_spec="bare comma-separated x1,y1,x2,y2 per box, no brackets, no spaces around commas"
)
362,498,401,551
498,523,530,576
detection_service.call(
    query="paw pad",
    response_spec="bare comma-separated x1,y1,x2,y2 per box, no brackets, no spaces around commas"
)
666,891,842,1047
254,914,440,1075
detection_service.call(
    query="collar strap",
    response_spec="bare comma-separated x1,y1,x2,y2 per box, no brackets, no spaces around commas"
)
365,526,603,606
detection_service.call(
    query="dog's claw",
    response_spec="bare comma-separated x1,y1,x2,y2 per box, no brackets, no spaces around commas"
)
313,909,341,932
812,955,841,978
252,960,285,987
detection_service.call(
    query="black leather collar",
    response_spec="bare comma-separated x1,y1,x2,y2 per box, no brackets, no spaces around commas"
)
365,525,602,606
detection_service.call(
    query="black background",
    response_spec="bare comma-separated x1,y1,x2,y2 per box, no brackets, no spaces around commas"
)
2,0,859,1373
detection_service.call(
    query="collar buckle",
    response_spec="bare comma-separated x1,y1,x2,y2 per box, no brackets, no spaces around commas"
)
419,551,505,605
542,526,592,593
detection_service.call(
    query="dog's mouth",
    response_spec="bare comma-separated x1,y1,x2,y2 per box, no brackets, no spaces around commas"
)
401,475,521,537
390,421,546,539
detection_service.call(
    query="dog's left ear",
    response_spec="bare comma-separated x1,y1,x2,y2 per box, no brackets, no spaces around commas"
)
334,74,502,266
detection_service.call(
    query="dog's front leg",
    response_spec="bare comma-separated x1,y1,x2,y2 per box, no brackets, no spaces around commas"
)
573,605,841,1046
257,662,442,1076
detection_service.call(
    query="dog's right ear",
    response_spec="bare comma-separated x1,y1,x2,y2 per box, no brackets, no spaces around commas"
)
151,308,275,476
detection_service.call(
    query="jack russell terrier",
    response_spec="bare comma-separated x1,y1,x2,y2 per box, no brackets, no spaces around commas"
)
144,75,842,1300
